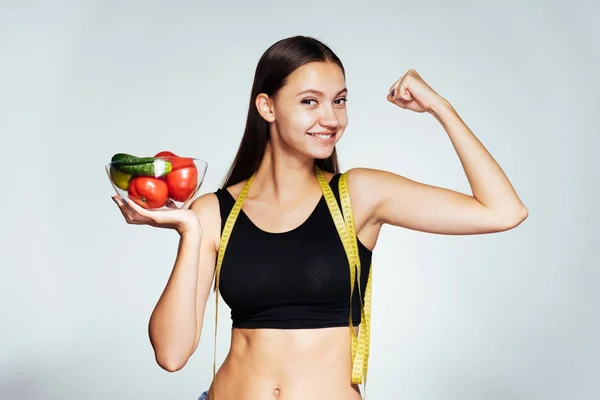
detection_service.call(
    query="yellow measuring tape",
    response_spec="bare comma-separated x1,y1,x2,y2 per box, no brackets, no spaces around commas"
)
212,166,373,398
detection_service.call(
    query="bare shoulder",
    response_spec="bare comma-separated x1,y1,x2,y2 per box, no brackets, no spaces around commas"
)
342,167,392,206
343,166,427,224
189,191,220,216
343,166,436,226
338,167,389,233
189,192,222,252
344,167,381,186
344,167,403,186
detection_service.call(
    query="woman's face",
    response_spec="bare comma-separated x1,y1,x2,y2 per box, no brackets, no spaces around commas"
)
262,61,348,160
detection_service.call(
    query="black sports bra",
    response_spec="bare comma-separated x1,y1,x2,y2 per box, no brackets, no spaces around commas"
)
214,173,372,329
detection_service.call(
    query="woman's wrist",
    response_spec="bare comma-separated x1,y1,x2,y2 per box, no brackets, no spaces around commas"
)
177,213,202,237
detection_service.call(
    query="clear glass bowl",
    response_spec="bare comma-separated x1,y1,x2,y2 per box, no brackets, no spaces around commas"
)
105,152,208,210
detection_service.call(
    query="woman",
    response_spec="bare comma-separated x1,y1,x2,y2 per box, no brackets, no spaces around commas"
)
112,36,528,400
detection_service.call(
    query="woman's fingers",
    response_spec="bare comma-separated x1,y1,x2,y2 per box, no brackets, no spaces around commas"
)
113,196,145,224
111,195,196,231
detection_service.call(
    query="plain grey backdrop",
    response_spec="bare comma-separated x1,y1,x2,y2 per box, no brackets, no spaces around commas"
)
1,0,598,399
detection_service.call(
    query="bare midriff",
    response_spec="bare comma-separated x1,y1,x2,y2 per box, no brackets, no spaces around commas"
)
206,326,363,400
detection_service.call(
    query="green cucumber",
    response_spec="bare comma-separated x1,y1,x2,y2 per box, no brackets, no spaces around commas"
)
111,153,138,162
111,153,156,164
118,161,172,177
110,153,172,177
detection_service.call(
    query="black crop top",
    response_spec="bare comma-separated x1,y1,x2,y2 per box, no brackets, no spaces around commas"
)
214,173,372,329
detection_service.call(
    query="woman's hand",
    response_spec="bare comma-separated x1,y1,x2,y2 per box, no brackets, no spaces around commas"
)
387,69,446,113
112,195,200,235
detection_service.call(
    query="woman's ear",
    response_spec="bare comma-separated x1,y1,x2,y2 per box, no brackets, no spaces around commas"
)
256,93,276,123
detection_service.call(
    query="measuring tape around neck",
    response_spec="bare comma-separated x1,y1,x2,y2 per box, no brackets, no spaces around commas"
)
212,166,373,399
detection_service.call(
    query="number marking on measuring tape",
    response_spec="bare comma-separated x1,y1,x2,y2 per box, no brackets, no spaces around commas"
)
212,167,373,399
317,168,372,395
339,172,373,392
212,174,253,399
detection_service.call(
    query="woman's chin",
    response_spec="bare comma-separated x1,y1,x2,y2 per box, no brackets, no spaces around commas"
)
308,147,336,161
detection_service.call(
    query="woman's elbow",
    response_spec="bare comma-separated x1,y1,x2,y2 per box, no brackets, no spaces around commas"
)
510,204,529,227
154,350,191,372
498,204,529,231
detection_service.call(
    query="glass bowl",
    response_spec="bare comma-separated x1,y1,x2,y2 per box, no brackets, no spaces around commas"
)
105,152,208,210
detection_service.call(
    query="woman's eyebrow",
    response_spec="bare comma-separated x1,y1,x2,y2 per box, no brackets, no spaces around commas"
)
295,88,348,97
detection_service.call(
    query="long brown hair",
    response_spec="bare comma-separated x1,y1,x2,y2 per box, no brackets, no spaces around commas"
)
221,36,345,189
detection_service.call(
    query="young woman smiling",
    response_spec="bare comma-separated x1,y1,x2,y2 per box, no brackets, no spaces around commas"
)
112,36,528,400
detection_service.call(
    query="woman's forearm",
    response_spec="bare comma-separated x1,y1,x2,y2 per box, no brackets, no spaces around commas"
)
430,99,528,223
148,226,202,370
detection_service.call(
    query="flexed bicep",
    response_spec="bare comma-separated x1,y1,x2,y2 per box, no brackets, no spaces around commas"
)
347,167,523,236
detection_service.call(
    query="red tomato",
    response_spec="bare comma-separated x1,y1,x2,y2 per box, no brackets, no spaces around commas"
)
165,166,198,202
128,176,169,209
154,151,195,170
154,150,198,202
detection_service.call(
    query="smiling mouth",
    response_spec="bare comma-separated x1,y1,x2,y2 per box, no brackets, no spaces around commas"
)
307,132,336,139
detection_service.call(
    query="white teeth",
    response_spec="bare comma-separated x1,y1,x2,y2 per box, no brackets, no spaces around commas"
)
309,133,334,139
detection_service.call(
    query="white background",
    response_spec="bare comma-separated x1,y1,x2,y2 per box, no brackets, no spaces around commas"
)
1,0,599,399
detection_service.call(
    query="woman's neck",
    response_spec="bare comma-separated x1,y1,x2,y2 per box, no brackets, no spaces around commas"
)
252,140,318,202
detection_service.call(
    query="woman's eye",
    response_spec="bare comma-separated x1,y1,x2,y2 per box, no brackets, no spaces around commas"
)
301,98,347,106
